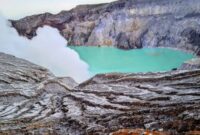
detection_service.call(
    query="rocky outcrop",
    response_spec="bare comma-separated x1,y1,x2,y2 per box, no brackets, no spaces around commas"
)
11,0,200,54
180,58,200,70
0,52,199,135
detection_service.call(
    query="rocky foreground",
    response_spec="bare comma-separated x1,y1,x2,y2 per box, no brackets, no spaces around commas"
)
11,0,200,54
0,52,199,135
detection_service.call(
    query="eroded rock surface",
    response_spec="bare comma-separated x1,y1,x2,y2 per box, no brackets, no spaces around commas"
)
11,0,200,54
0,52,199,135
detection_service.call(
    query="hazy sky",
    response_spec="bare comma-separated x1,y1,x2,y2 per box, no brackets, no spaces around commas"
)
0,0,116,19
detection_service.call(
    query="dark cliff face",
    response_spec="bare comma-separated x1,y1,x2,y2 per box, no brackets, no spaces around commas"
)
11,0,200,54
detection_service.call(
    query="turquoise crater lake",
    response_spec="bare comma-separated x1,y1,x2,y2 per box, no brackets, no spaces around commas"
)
69,46,195,75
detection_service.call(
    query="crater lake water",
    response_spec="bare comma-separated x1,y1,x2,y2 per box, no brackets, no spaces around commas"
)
69,46,195,76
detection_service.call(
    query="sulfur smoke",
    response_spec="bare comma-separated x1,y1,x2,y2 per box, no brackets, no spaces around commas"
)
0,16,90,83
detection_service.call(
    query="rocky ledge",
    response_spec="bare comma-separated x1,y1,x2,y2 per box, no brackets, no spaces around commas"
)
11,0,200,55
0,52,199,135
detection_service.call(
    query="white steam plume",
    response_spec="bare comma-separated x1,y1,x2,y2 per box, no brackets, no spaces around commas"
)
0,15,90,83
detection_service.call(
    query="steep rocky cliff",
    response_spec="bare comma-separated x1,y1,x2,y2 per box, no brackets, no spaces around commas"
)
11,0,200,55
0,52,199,135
